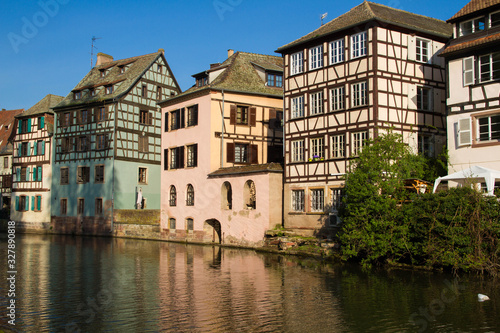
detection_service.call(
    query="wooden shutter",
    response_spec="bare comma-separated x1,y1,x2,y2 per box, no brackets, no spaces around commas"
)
194,105,198,126
250,145,258,164
15,196,19,211
164,149,168,170
42,141,45,155
87,135,91,151
180,108,185,128
229,105,236,125
148,112,153,126
249,107,257,127
138,135,143,152
31,196,35,211
433,89,441,113
269,109,277,128
227,142,235,163
407,84,417,110
175,110,180,129
463,56,475,86
193,144,198,167
27,142,31,156
431,42,442,66
38,166,42,181
27,118,32,133
458,118,472,146
408,35,416,61
178,146,185,168
164,112,169,132
40,116,45,129
18,120,22,134
25,196,29,211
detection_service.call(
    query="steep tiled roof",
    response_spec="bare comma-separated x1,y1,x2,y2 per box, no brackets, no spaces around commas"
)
55,51,173,109
17,94,64,118
276,1,452,52
441,31,500,56
449,0,500,22
168,51,283,101
0,109,24,152
208,163,283,177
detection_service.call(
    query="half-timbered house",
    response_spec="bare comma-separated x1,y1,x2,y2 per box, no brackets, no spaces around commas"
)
11,95,63,226
276,2,452,236
0,108,24,210
158,50,283,246
441,0,500,193
51,50,181,234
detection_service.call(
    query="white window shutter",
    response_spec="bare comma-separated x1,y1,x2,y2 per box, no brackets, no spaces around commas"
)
458,118,472,146
408,35,416,61
463,56,475,86
408,84,417,110
431,42,442,66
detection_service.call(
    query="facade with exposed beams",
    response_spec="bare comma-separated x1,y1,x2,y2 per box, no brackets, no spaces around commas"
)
51,50,181,234
276,1,452,236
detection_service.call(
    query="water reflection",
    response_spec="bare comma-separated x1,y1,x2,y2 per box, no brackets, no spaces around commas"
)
0,234,498,332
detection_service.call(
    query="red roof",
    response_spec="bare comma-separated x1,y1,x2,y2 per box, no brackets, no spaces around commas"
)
449,0,500,22
0,109,24,152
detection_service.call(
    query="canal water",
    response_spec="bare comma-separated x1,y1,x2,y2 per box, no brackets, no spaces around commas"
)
0,234,499,332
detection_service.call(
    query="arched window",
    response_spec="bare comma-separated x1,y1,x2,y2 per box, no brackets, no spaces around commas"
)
186,218,194,231
169,185,176,206
244,180,256,209
169,218,176,229
221,182,232,210
186,184,194,206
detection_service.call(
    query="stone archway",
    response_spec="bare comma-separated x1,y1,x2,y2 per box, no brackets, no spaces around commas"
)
204,219,222,244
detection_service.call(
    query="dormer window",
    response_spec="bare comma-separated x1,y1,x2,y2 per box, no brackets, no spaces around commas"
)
197,76,208,87
459,16,486,36
267,73,283,87
119,66,125,74
90,88,96,97
100,69,106,77
74,91,82,100
105,85,113,94
157,64,163,74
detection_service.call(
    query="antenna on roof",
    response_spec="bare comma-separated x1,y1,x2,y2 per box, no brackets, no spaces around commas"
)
320,12,328,26
91,36,102,68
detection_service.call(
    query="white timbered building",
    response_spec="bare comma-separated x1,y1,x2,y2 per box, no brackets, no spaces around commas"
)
11,95,63,226
276,1,452,236
441,0,500,189
51,50,181,235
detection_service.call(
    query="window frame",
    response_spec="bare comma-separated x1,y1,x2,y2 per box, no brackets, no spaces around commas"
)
186,184,194,206
60,198,67,215
77,198,85,215
350,31,367,59
352,131,369,156
169,186,177,206
234,143,249,163
309,91,324,115
291,139,304,162
416,38,430,63
60,167,69,185
459,16,486,36
351,81,368,107
417,86,432,111
186,144,198,168
478,52,500,83
310,137,324,159
330,86,345,111
138,167,147,184
236,105,249,125
329,38,345,65
331,134,345,159
309,45,323,70
76,166,90,184
95,198,103,215
310,188,325,212
95,165,105,183
477,114,500,142
290,51,304,75
291,95,304,119
291,189,305,212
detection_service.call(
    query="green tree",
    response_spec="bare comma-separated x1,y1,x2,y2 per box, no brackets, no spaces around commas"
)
339,132,426,266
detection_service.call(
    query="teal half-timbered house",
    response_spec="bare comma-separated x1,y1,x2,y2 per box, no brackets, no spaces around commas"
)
51,50,181,234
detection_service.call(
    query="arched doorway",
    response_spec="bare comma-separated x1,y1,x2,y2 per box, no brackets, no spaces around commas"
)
204,219,222,244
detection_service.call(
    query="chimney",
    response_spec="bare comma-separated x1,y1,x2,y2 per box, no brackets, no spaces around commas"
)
96,52,113,66
228,49,234,58
158,48,165,54
210,63,221,69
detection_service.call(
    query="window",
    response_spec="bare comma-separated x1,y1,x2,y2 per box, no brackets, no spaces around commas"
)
90,89,96,97
77,166,90,184
96,107,106,122
291,190,305,212
60,168,69,185
459,16,485,36
330,86,345,111
20,142,28,157
416,38,430,63
2,175,11,189
479,53,500,83
187,105,198,127
77,198,84,215
235,143,248,163
222,182,232,210
95,198,103,215
244,180,256,209
96,134,107,150
169,218,176,229
310,137,324,159
267,73,283,87
4,157,8,168
309,45,323,70
170,109,184,130
351,81,368,107
417,86,431,111
418,135,434,157
138,167,147,184
170,147,184,169
141,85,147,97
186,218,194,231
60,198,67,215
138,135,149,153
100,69,106,77
157,64,163,74
33,166,42,182
17,195,28,212
95,165,104,183
186,144,198,167
77,136,89,151
157,86,162,101
291,140,304,162
310,91,323,115
140,110,152,125
169,186,176,206
18,119,29,133
290,51,304,75
61,137,71,152
34,195,42,212
311,189,324,212
478,114,500,142
351,31,367,59
291,95,304,118
330,38,344,65
491,11,500,28
19,167,27,182
330,188,344,212
62,112,71,127
331,134,345,158
74,91,82,100
79,110,88,124
463,56,475,86
352,131,369,155
37,140,44,156
105,85,113,94
186,184,194,206
236,106,248,125
196,76,208,87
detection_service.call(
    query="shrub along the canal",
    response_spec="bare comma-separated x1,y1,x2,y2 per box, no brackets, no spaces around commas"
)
338,132,500,275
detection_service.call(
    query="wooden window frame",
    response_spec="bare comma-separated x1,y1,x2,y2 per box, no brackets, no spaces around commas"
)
291,189,305,212
60,167,69,185
290,51,304,75
186,144,198,168
350,31,367,59
329,38,345,65
60,198,67,215
95,198,103,215
76,166,90,184
77,198,85,215
138,167,147,184
309,45,323,70
310,188,325,212
291,140,304,162
95,165,105,183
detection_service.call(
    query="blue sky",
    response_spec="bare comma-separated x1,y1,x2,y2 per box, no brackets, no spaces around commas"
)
0,0,465,111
